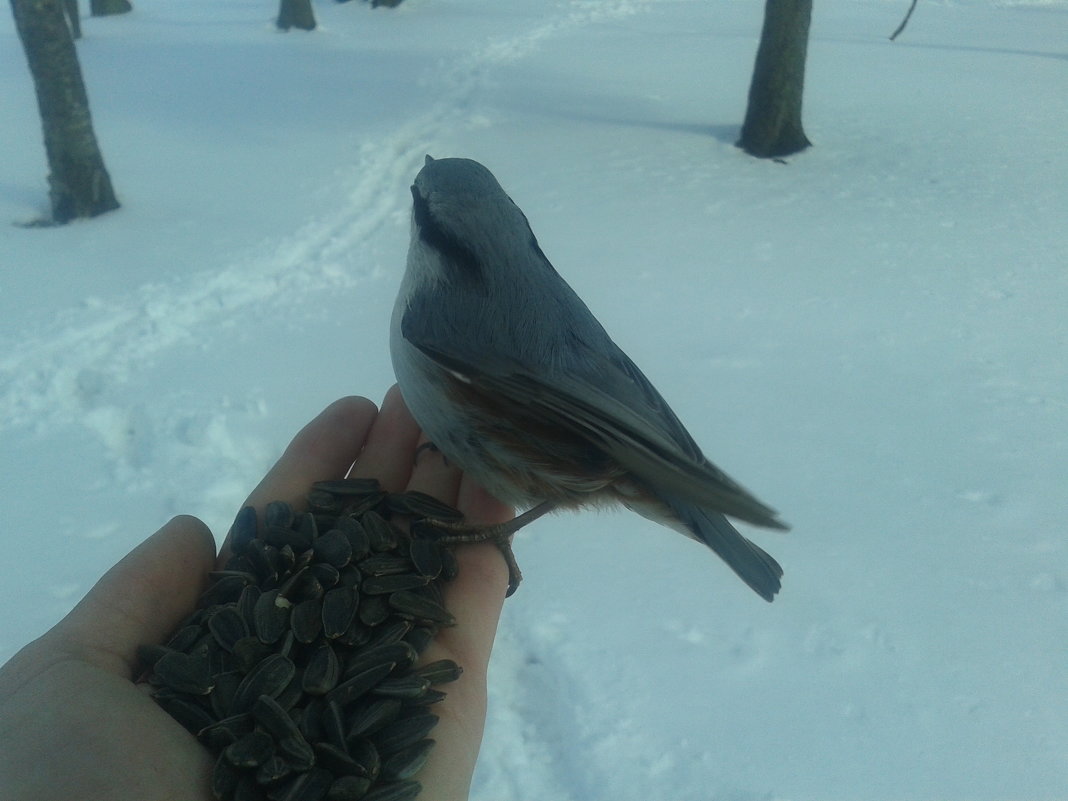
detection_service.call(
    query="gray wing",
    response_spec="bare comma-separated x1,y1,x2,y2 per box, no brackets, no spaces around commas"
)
402,309,787,530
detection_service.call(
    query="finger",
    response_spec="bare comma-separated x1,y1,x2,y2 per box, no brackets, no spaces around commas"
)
245,395,379,511
408,472,514,800
348,385,422,492
218,396,379,565
47,515,217,678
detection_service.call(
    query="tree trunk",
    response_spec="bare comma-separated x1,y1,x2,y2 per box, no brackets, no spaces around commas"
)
276,0,315,31
10,0,121,223
89,0,130,15
737,0,813,158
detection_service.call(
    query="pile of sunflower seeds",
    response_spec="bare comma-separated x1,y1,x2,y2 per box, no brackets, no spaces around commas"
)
139,478,465,801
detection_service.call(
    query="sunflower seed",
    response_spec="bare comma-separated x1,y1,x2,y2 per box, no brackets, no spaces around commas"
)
237,584,262,629
403,627,434,656
371,713,438,755
231,653,297,713
225,729,275,768
244,539,280,584
361,574,431,595
255,589,291,644
199,574,251,607
439,546,459,581
212,752,240,800
275,673,303,711
356,594,390,628
388,591,454,626
276,733,316,772
228,506,259,556
335,618,371,647
358,555,412,577
279,566,323,604
234,774,262,801
309,562,340,591
412,659,462,686
345,698,403,739
199,713,254,749
256,754,292,786
416,689,448,706
264,524,313,554
387,491,464,523
208,606,249,653
361,511,399,552
326,775,373,801
302,643,341,696
265,500,295,529
287,598,323,644
210,671,242,719
407,538,443,579
364,619,412,650
347,736,381,781
361,780,422,801
313,478,382,496
341,642,416,682
295,511,318,546
321,699,347,751
325,662,394,708
314,741,365,778
307,489,342,513
370,675,431,701
338,518,371,562
381,738,434,781
275,767,333,801
253,694,302,741
232,635,273,673
153,650,214,695
313,529,353,568
322,586,359,639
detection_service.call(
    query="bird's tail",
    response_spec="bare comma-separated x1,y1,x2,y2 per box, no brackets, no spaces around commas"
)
666,496,785,602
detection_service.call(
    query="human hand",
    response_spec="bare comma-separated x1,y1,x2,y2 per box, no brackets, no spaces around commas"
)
0,388,513,801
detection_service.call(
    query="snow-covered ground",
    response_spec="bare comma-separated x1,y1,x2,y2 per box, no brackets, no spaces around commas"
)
2,0,1066,798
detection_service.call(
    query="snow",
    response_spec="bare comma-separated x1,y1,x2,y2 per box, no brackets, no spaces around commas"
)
2,0,1067,798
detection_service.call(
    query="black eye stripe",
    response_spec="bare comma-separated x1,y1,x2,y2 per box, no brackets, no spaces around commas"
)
411,187,483,283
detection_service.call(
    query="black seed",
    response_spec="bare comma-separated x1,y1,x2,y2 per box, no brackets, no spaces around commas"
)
341,642,416,682
381,738,434,781
256,754,292,786
253,694,303,742
322,587,360,639
370,675,430,701
210,671,242,719
314,529,353,568
231,654,297,713
361,779,422,801
229,506,259,556
358,555,413,577
154,650,214,695
408,538,443,579
212,751,240,800
254,589,292,644
290,598,324,644
265,500,295,529
325,663,394,708
387,591,454,626
412,659,462,686
225,729,275,768
361,511,399,552
361,574,431,595
209,606,249,653
312,478,382,496
326,775,372,801
371,713,438,755
357,594,390,628
345,698,403,739
302,643,341,696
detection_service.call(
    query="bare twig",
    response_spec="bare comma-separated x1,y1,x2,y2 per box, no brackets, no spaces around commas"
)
889,0,919,41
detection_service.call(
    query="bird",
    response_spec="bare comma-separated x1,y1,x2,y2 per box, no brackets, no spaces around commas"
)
390,156,788,600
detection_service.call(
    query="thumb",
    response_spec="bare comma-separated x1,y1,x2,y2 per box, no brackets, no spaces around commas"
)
48,515,217,678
